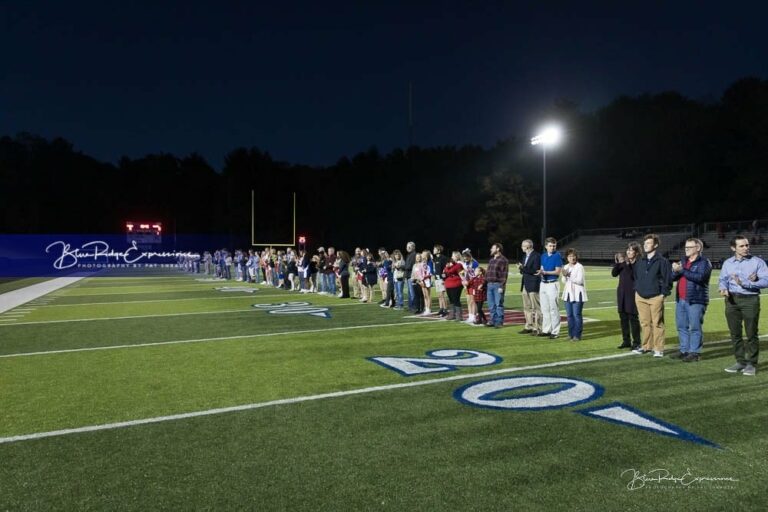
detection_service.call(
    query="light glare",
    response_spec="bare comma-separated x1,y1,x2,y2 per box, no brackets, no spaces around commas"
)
531,126,562,146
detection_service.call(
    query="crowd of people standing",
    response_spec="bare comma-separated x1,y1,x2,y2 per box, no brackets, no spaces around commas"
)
183,233,768,374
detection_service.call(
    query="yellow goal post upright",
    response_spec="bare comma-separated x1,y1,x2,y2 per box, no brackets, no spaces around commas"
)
251,190,297,248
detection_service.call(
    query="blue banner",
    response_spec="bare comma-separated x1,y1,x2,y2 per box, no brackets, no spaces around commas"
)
0,234,238,277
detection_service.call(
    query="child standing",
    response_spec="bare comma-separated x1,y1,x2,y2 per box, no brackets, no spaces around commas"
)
471,267,488,325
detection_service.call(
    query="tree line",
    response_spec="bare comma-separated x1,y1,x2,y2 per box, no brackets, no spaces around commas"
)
1,76,766,254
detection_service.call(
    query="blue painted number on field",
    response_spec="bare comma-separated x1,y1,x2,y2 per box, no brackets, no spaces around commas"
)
367,349,719,447
368,349,502,376
454,375,719,448
252,301,331,318
453,375,603,410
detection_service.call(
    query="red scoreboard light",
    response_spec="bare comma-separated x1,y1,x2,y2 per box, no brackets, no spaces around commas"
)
125,221,162,244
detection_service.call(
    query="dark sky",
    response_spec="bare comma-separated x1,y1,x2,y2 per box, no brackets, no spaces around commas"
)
2,1,766,168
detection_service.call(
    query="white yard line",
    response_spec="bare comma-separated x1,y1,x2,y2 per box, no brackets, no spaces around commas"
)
0,301,375,327
0,321,428,359
0,277,85,313
0,351,637,445
38,293,299,308
54,285,231,296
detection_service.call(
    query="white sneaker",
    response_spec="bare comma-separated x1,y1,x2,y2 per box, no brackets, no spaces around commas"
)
653,351,664,358
421,309,432,316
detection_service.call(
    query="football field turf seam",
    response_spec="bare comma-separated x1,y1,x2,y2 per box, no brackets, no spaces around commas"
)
0,320,428,358
0,351,638,445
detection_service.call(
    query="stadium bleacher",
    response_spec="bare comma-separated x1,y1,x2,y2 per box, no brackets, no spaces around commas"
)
560,225,693,263
561,219,767,265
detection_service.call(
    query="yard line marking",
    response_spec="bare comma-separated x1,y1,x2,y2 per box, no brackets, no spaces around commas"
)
0,301,370,326
582,296,757,312
1,295,750,326
38,293,309,307
0,320,428,358
0,277,85,313
54,285,233,296
0,351,637,445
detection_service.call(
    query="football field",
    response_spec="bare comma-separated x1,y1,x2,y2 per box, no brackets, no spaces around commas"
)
0,267,765,511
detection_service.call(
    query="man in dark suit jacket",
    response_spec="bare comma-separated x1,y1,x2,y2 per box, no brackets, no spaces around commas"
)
519,239,542,334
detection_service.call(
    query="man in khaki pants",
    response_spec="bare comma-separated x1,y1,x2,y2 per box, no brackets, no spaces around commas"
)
632,234,672,357
518,239,542,335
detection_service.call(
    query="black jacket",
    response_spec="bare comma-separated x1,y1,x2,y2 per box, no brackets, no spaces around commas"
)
632,253,672,299
519,251,541,293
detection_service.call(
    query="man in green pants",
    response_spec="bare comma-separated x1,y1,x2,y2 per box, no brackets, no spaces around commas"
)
719,236,768,376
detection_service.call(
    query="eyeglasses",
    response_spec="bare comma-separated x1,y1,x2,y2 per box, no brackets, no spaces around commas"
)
684,246,697,249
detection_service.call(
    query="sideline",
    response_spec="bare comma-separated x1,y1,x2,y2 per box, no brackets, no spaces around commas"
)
0,277,84,314
0,351,637,445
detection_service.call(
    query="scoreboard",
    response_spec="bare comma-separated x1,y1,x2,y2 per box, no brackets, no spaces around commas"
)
126,222,162,246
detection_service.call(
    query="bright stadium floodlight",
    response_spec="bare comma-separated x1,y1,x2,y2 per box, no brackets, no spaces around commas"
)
531,125,563,248
530,126,562,147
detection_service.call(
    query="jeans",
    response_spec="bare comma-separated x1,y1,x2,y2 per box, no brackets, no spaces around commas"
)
408,279,416,310
324,273,337,295
317,273,326,293
395,280,404,307
564,301,584,339
675,300,706,354
487,282,505,326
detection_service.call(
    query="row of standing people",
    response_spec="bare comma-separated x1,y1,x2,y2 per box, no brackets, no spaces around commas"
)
611,234,767,376
340,245,499,326
518,237,588,341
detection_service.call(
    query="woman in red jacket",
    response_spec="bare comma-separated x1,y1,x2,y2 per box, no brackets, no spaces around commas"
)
443,251,465,321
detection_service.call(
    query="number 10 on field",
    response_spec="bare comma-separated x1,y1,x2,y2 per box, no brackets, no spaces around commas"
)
368,349,719,448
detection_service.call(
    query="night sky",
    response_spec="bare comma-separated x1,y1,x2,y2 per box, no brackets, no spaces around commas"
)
2,1,766,168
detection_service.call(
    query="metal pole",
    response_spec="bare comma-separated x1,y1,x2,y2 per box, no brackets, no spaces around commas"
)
542,145,547,248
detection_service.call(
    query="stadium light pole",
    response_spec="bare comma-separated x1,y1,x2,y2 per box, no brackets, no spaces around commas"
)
531,126,563,248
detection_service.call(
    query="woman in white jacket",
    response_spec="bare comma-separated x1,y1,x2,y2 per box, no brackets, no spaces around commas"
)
562,248,588,341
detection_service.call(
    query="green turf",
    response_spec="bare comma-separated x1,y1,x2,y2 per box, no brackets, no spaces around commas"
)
0,268,765,511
